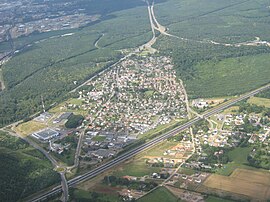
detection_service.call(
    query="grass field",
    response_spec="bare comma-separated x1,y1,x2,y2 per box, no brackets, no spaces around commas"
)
206,196,234,202
92,135,106,142
15,121,47,137
204,168,270,201
49,99,88,116
216,146,254,176
185,53,270,98
222,106,239,114
71,188,119,202
248,96,270,108
143,141,178,157
137,187,178,202
228,147,252,164
178,167,196,176
114,158,161,177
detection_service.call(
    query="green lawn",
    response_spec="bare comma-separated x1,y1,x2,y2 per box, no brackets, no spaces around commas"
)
216,162,259,176
92,135,107,142
137,187,179,202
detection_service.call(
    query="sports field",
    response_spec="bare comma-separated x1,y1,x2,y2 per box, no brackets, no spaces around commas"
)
204,168,270,200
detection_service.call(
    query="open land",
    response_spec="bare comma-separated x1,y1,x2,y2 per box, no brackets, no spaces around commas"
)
248,96,270,108
137,187,178,202
204,168,270,201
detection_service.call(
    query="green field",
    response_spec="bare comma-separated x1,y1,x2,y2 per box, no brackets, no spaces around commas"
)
248,96,270,108
70,188,119,202
137,187,178,202
143,141,178,157
228,147,252,164
92,135,107,142
206,196,235,202
0,131,59,201
115,158,161,177
216,147,255,176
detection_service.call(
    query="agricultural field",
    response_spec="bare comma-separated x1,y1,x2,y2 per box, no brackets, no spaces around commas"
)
204,168,270,201
137,187,178,202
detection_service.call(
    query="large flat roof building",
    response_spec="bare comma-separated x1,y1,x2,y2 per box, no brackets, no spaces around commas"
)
32,128,59,141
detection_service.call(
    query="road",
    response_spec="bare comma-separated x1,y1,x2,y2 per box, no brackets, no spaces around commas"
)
94,33,104,49
60,172,69,202
73,131,83,168
29,83,270,202
0,128,70,202
69,51,135,93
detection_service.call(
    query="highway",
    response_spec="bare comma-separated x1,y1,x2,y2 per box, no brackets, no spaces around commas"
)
29,83,270,202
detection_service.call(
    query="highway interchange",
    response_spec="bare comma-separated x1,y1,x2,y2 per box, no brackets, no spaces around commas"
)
30,83,270,202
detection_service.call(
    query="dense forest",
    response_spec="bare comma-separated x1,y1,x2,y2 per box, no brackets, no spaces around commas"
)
154,0,270,98
0,132,60,201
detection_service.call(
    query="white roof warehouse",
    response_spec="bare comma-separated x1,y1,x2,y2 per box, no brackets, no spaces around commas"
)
32,128,60,141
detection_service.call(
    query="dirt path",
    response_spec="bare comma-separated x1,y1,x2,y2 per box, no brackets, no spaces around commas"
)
94,33,104,49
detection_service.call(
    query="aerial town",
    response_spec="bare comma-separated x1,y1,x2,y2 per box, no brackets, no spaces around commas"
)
23,55,188,166
1,0,270,201
0,0,99,42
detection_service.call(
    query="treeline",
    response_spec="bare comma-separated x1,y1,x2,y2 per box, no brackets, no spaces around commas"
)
257,89,270,99
103,175,158,191
65,114,84,128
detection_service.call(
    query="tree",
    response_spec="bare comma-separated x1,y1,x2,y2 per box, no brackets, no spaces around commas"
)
65,114,84,128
